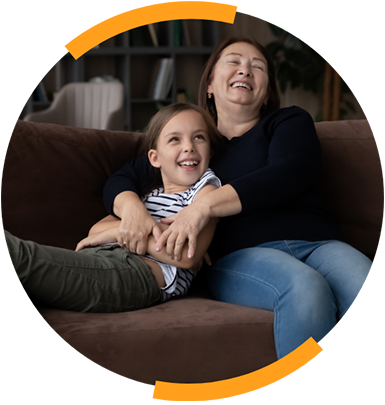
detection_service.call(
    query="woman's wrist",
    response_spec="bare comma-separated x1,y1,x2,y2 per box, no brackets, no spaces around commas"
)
198,184,242,218
114,191,142,219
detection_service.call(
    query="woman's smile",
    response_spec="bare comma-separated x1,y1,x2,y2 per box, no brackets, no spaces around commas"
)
208,42,269,112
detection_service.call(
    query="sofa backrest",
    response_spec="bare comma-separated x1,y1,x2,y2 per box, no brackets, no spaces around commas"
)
2,118,383,260
2,120,146,250
315,119,383,260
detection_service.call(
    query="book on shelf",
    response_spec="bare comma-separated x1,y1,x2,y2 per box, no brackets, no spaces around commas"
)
162,58,174,99
147,24,159,47
182,21,191,46
152,58,174,100
148,59,161,98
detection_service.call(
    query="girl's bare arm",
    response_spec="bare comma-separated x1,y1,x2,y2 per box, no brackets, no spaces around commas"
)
156,184,241,260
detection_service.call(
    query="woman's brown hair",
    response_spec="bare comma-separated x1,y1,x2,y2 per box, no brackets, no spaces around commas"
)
198,36,280,124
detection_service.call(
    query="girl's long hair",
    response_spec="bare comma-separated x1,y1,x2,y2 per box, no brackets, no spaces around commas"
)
141,103,223,197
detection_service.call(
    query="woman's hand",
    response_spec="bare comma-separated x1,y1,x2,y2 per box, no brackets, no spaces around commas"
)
114,191,163,255
156,200,211,260
118,206,163,255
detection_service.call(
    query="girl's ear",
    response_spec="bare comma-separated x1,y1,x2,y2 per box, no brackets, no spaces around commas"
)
148,149,161,168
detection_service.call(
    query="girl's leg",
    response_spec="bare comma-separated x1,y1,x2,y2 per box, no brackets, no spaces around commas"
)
5,231,161,313
206,245,338,359
301,240,371,319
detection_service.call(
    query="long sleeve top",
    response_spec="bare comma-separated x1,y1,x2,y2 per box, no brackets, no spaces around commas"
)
103,106,341,262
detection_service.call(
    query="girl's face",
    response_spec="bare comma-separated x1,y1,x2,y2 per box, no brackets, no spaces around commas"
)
148,110,211,194
207,42,269,116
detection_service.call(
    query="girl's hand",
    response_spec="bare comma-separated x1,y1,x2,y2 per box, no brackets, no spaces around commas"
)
75,228,118,251
156,200,211,260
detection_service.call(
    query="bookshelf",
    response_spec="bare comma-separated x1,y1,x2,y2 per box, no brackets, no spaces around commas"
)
22,20,221,131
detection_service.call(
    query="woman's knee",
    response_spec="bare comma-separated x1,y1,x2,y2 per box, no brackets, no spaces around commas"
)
281,269,337,321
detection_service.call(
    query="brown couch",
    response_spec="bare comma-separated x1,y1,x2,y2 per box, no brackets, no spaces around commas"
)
2,118,383,385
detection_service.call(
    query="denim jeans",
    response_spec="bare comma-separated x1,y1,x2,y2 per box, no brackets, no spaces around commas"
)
6,231,161,313
206,240,371,359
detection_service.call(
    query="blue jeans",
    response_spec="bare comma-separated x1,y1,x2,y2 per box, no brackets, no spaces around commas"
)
206,240,371,359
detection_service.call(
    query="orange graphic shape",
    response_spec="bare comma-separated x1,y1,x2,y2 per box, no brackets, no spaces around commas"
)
1,1,243,59
137,338,384,401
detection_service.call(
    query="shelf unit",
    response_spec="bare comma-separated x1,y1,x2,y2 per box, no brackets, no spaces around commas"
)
23,20,221,131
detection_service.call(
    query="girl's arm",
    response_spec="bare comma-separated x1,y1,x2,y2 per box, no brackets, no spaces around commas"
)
75,215,167,252
156,184,240,260
148,184,219,268
75,228,118,251
76,184,218,269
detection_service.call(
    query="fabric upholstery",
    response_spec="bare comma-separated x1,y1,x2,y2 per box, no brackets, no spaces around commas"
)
1,118,382,384
23,82,125,130
2,120,145,250
315,120,383,260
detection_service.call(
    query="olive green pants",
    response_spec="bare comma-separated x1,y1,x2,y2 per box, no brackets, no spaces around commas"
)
5,231,161,313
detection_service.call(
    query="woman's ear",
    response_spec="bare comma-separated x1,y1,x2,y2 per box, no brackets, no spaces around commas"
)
148,149,161,168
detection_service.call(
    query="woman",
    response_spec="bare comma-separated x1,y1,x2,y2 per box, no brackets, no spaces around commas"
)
103,37,371,358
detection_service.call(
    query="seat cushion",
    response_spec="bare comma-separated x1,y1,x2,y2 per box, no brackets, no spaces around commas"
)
38,295,276,385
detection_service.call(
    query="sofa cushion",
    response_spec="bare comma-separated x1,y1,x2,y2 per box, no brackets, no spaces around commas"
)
2,120,146,250
315,120,383,260
38,295,276,384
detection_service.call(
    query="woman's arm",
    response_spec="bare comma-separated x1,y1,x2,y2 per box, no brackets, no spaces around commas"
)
156,184,240,260
228,107,321,214
156,108,321,259
149,184,219,268
77,184,218,268
113,191,163,254
103,154,163,255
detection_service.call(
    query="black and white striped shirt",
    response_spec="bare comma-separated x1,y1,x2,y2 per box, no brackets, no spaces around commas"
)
143,169,221,302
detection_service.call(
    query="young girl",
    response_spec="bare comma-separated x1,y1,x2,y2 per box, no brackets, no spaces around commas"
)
5,103,222,313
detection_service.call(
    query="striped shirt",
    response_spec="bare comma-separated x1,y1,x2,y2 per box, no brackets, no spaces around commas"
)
143,169,221,302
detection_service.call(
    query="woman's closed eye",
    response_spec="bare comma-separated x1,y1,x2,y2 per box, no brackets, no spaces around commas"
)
252,64,264,71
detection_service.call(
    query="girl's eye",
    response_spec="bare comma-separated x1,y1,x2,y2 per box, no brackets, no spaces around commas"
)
194,134,206,140
169,137,179,143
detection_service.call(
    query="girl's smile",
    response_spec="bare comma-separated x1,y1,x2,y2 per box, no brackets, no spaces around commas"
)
148,110,211,194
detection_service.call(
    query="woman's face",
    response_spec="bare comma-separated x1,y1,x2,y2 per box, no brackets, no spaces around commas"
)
207,42,269,117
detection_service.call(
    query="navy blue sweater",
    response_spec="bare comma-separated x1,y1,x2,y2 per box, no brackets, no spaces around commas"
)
103,106,341,262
